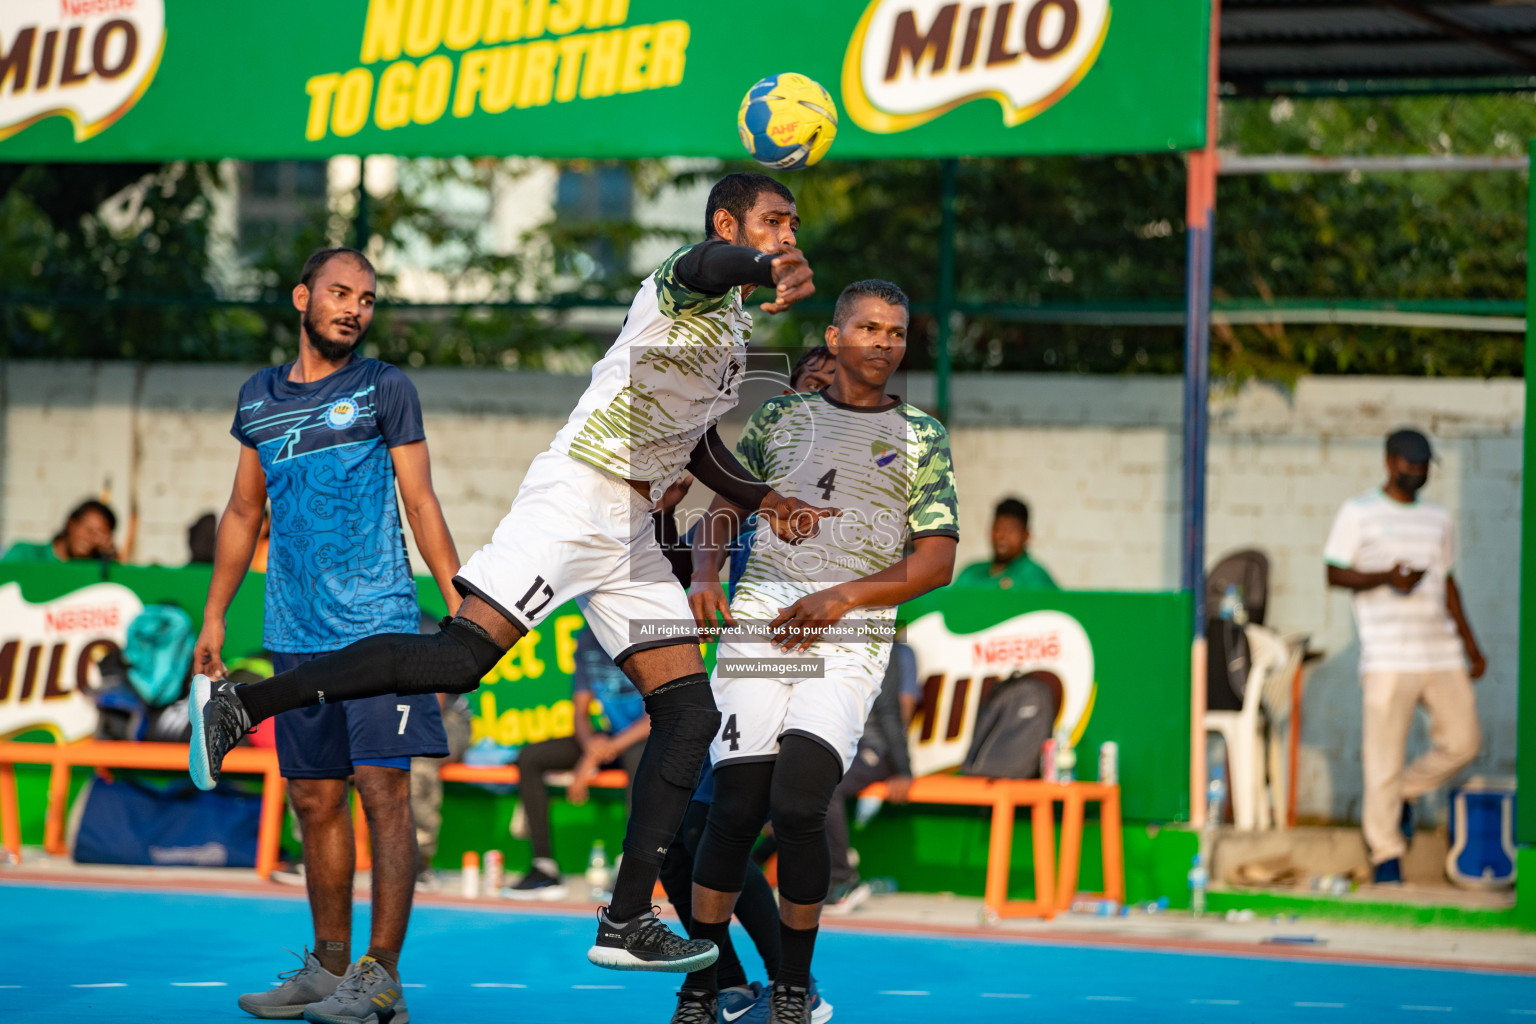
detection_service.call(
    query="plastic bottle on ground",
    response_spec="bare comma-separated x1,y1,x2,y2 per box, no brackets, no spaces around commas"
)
585,840,611,900
1188,855,1208,917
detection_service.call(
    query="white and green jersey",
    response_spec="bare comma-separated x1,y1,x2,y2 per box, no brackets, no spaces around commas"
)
731,390,959,629
551,245,751,497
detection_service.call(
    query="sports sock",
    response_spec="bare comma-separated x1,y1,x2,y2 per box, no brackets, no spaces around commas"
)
715,930,749,991
609,675,719,921
776,920,818,989
235,674,306,725
733,864,782,982
314,938,349,976
682,917,730,994
364,946,401,981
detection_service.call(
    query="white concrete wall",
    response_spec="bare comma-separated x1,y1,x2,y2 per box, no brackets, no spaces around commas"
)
0,362,1521,826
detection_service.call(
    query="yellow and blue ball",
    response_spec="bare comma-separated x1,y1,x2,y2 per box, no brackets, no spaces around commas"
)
737,73,838,171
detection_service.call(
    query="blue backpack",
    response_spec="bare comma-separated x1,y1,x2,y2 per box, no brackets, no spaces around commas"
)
124,605,195,707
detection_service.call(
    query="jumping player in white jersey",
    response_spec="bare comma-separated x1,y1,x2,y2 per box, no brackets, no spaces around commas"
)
187,173,837,974
677,280,959,1024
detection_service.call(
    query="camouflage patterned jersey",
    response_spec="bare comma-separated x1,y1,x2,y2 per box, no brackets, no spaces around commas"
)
551,244,751,498
731,390,959,627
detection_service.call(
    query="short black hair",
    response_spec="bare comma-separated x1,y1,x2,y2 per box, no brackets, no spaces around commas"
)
705,173,795,239
790,344,832,388
994,497,1029,528
54,499,117,542
832,279,910,328
300,247,375,289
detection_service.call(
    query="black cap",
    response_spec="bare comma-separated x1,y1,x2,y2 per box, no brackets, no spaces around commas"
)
1386,428,1433,464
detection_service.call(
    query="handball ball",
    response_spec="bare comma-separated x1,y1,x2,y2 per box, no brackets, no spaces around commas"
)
737,73,838,171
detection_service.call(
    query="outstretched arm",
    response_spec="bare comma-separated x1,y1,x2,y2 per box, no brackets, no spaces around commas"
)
767,536,958,653
194,445,268,679
391,440,462,616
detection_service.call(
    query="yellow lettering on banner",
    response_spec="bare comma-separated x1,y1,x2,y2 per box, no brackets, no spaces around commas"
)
520,629,546,677
453,48,491,116
413,54,453,122
579,29,622,98
525,705,550,744
603,0,629,27
405,0,448,56
547,0,584,35
375,60,416,129
361,0,409,62
582,0,619,29
553,34,589,102
647,20,688,88
474,690,497,743
549,699,574,736
483,0,525,43
518,39,556,107
554,614,583,674
524,0,549,39
304,73,341,140
618,24,652,94
497,707,522,745
444,0,487,49
481,44,522,112
332,68,374,136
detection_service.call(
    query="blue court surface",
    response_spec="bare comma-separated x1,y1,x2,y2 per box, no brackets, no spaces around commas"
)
2,882,1534,1023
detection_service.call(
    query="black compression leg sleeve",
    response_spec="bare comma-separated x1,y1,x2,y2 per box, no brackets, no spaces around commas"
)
608,674,721,921
692,762,775,894
768,735,845,906
234,618,505,725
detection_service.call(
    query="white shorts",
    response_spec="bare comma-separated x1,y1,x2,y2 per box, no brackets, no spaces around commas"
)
709,589,890,772
454,449,695,662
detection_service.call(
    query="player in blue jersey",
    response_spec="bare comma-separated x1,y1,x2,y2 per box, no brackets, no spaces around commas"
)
193,248,463,1024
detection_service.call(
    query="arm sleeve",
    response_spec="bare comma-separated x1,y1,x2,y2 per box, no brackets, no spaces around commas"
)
1322,503,1359,569
907,419,960,540
376,366,427,448
654,241,776,319
687,425,772,511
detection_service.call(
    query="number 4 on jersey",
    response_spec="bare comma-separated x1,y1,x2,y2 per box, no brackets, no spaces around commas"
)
721,714,741,751
816,469,837,500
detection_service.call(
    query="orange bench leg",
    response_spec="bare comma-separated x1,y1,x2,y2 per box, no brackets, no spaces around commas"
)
1100,788,1125,904
1055,791,1085,912
44,757,71,856
1030,795,1056,920
353,791,372,873
0,763,20,863
984,797,1016,916
256,768,286,880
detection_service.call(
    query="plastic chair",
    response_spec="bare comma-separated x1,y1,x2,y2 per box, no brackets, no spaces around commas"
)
1204,624,1304,830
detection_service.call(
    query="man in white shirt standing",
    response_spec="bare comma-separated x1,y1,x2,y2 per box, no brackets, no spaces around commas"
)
1324,428,1486,884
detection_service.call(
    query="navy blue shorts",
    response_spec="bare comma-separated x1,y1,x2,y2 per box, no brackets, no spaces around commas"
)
271,650,449,779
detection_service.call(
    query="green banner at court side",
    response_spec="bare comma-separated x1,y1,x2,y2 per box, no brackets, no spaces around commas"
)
0,0,1210,161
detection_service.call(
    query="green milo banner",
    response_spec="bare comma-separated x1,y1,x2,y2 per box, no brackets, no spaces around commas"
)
0,0,1210,161
1,563,1190,821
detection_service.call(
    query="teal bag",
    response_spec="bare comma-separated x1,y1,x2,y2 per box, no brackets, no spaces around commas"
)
124,605,196,707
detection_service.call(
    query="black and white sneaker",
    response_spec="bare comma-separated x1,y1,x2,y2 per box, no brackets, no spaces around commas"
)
668,987,718,1024
189,674,251,791
586,906,718,973
767,981,812,1024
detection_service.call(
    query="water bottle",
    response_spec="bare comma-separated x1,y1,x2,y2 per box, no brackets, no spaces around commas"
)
585,840,611,900
1187,855,1208,917
1054,729,1076,784
854,795,884,829
1206,765,1227,830
1070,897,1120,916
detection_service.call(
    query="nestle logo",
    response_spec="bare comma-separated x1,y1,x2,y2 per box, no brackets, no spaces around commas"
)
45,605,120,633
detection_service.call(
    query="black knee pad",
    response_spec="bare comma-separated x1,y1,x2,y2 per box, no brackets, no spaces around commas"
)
643,674,721,788
392,617,505,696
768,736,844,845
693,762,774,894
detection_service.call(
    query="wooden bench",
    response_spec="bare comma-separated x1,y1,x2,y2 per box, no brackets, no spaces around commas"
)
0,740,288,880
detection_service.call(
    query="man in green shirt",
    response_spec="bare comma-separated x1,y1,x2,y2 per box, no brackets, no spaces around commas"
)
953,497,1058,591
2,499,118,564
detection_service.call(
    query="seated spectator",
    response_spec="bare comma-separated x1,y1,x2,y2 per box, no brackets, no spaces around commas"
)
504,625,650,900
188,513,217,563
825,640,921,913
954,497,1058,591
3,499,118,564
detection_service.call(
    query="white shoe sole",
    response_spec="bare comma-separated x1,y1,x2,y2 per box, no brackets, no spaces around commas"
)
812,995,834,1024
503,885,569,902
188,674,215,791
584,944,719,973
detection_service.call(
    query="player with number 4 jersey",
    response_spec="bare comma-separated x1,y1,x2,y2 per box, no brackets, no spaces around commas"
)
677,280,958,1024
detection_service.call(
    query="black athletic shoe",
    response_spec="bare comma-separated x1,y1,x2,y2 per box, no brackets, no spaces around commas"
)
767,981,812,1024
189,674,251,791
586,906,719,973
668,987,718,1024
